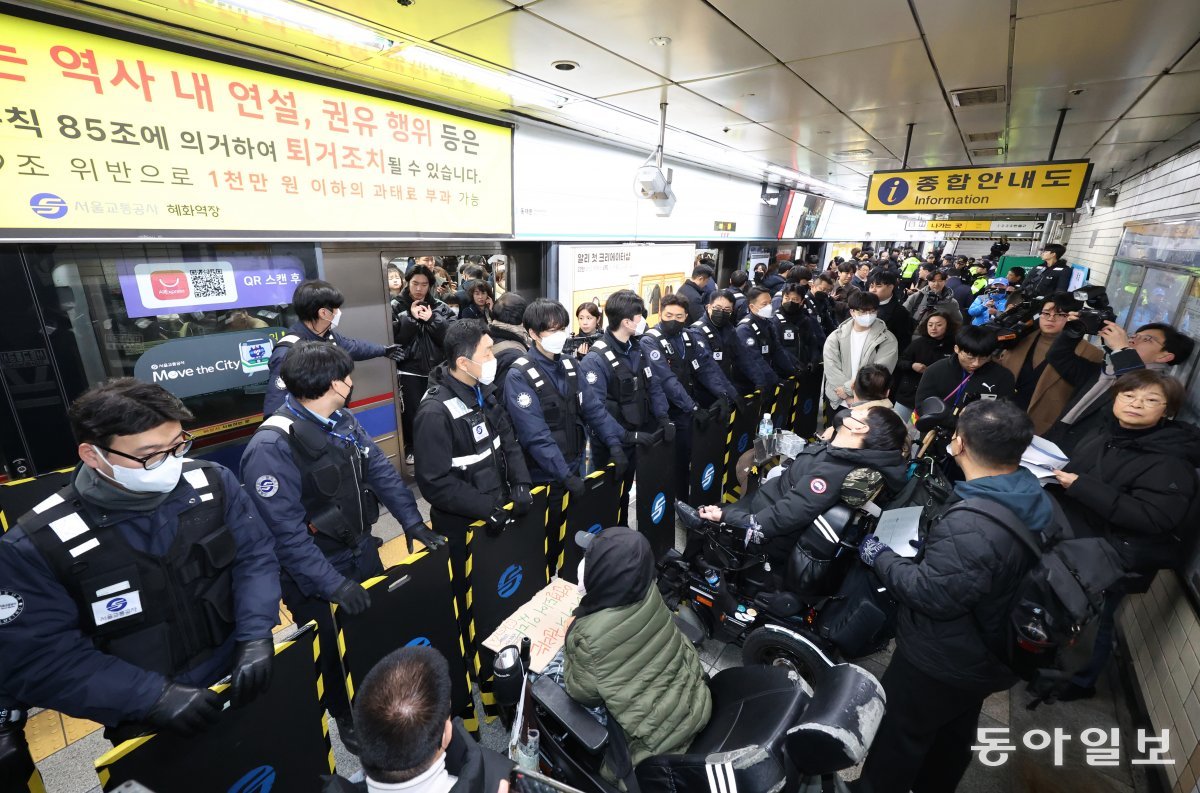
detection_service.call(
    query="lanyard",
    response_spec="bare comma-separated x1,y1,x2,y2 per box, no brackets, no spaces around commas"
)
943,370,972,407
285,396,369,457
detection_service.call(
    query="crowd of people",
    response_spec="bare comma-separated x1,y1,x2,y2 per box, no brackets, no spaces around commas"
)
2,240,1198,793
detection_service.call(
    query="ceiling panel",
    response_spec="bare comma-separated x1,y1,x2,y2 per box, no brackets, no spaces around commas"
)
788,39,943,112
914,0,1010,92
1099,114,1200,144
764,113,869,147
1126,71,1200,118
952,104,1008,135
1009,78,1155,127
679,65,837,124
850,102,959,139
805,136,895,160
1087,141,1158,171
527,0,773,82
1012,0,1200,88
877,133,969,160
434,10,665,97
1017,0,1114,17
1006,121,1113,152
706,123,802,152
600,84,749,136
707,0,918,63
745,147,840,178
1175,42,1200,74
1005,144,1089,161
309,0,511,41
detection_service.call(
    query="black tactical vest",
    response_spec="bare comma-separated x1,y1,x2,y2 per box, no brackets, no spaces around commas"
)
513,356,585,463
692,319,732,378
422,384,508,500
589,337,651,431
645,327,698,395
20,461,235,677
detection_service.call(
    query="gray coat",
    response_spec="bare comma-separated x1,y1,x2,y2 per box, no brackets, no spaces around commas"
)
821,320,898,407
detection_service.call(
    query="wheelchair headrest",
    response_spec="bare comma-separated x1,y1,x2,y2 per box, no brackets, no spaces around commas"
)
785,663,886,776
800,503,853,557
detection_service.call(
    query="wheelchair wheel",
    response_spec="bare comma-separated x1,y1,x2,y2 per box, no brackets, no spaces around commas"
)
741,625,834,690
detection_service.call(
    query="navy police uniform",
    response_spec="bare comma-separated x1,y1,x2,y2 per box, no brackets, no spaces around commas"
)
689,314,739,402
732,314,795,394
0,462,280,732
263,322,386,416
776,305,826,435
241,398,424,717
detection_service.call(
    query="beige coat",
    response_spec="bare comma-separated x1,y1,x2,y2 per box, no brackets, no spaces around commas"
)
1000,332,1104,435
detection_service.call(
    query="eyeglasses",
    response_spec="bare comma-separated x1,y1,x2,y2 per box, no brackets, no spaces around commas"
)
1039,311,1070,320
96,431,193,470
1129,333,1164,346
958,351,990,363
1116,392,1167,408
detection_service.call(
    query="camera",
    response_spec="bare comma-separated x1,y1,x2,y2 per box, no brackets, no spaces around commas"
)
1071,286,1116,336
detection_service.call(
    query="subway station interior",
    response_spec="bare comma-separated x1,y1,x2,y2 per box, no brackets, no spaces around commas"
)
2,0,1200,791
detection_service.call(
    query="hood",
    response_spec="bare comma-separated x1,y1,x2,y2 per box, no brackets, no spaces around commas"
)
576,527,655,619
825,444,909,490
1107,418,1200,466
488,320,529,345
955,469,1053,533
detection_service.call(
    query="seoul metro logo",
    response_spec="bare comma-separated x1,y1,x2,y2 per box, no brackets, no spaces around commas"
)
498,564,523,598
405,637,432,648
701,463,716,491
105,597,128,612
29,193,68,220
650,493,667,524
227,765,276,793
875,177,910,206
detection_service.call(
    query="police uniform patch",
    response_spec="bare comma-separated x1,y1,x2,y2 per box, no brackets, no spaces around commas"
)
649,350,661,361
746,337,756,346
255,474,280,498
586,371,598,384
275,376,286,390
810,478,828,494
0,591,23,625
517,392,533,409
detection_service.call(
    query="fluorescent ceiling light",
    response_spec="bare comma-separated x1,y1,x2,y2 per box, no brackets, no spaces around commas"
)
211,0,394,50
392,46,571,109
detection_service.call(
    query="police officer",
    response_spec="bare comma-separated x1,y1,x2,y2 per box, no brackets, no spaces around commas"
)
733,287,795,396
241,342,441,751
777,283,827,433
264,279,404,416
505,298,629,497
0,379,280,746
689,291,740,403
642,294,738,496
413,319,532,545
727,270,751,321
579,290,671,523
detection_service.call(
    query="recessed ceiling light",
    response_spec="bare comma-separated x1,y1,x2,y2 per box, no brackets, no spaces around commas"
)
816,130,831,135
1069,87,1086,96
650,36,672,47
552,60,579,71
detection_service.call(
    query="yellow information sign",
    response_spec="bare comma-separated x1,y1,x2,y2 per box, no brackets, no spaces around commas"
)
865,160,1092,214
0,13,513,238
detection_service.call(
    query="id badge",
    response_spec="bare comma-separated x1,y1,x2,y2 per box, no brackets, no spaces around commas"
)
784,330,796,341
644,366,653,379
91,590,144,626
712,351,723,361
761,345,770,355
468,414,491,441
691,359,700,370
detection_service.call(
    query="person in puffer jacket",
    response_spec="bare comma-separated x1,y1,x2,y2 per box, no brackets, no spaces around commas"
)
564,527,711,782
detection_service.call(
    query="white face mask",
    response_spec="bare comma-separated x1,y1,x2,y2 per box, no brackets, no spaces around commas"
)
472,358,498,385
93,447,185,493
633,317,648,336
577,559,587,596
755,304,774,319
854,313,877,328
329,308,342,328
540,330,570,356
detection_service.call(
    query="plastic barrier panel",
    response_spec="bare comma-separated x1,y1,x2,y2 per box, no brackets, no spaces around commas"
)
771,379,798,438
558,466,619,584
634,434,676,561
793,374,822,438
725,392,763,503
332,545,477,733
687,402,730,507
94,623,331,793
0,722,44,793
0,468,72,533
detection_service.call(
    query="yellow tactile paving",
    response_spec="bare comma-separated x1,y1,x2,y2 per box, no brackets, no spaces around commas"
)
61,714,102,743
26,710,66,762
379,534,420,569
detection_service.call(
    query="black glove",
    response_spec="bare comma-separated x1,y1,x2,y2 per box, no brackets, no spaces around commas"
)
734,395,752,416
230,639,273,708
331,578,372,616
563,475,586,498
145,683,222,735
512,484,533,515
659,418,676,444
404,522,447,554
485,506,511,537
694,407,711,431
384,344,406,362
608,446,629,479
625,430,655,449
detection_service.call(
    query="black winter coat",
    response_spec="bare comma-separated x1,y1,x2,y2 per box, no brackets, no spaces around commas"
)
894,335,954,408
1059,419,1200,572
677,280,708,325
915,357,1015,409
393,291,453,375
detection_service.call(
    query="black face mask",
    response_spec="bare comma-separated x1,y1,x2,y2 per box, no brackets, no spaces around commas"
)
658,319,684,336
335,381,354,410
710,309,732,328
780,302,802,319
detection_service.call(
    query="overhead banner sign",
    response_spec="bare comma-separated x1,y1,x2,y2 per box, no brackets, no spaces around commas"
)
865,161,1092,214
0,13,513,239
903,219,1047,232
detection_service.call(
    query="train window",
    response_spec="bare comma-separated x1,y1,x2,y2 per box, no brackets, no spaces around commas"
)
1107,259,1145,329
1127,267,1190,330
25,243,320,431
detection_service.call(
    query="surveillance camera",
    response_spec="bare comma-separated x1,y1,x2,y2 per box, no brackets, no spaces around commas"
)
635,165,668,199
652,182,676,217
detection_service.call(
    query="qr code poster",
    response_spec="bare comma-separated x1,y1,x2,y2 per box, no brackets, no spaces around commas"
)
118,257,304,317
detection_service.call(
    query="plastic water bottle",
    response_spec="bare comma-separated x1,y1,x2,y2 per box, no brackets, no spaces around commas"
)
757,413,774,438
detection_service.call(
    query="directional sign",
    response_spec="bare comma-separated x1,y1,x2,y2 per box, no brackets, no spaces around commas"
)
903,219,1047,232
866,161,1092,213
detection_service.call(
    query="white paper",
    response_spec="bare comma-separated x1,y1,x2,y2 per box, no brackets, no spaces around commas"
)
873,506,923,558
1020,436,1070,486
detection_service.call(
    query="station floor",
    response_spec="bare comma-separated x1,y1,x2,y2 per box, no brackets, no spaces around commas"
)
31,487,1161,793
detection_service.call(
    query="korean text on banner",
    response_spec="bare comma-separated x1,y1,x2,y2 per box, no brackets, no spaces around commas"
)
0,13,513,237
864,161,1092,214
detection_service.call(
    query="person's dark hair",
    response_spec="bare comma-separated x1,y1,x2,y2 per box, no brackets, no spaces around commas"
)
691,264,715,280
837,261,856,275
931,269,950,282
815,272,836,287
855,260,872,272
444,320,489,369
1043,291,1081,313
955,324,999,357
444,293,461,308
710,290,736,309
919,310,959,339
386,263,403,282
464,279,493,301
862,406,907,452
787,266,813,283
492,292,528,325
603,289,646,327
1136,322,1194,366
781,283,809,300
869,270,898,288
576,301,602,328
1008,266,1026,280
521,298,568,334
406,264,436,292
854,364,892,401
1042,243,1066,260
729,270,749,289
746,286,771,305
280,341,354,400
806,253,820,265
292,279,345,323
660,294,689,312
461,265,487,282
956,399,1034,469
1111,369,1185,417
354,647,452,784
919,262,937,275
847,290,880,312
69,378,194,446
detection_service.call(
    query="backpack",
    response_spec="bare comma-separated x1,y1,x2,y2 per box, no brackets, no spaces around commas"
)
885,457,957,539
951,500,1128,686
